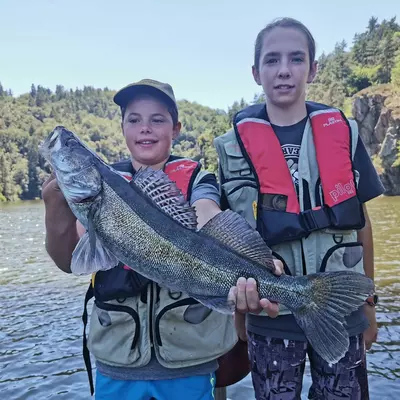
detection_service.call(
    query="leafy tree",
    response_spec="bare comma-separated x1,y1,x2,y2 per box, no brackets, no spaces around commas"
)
392,55,400,87
308,15,400,107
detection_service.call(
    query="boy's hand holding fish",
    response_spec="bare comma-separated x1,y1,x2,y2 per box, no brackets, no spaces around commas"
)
228,268,283,342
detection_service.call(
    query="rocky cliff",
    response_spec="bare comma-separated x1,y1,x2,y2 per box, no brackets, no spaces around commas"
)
352,85,400,195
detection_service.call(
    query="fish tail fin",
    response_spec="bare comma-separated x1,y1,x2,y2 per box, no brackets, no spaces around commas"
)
291,271,374,364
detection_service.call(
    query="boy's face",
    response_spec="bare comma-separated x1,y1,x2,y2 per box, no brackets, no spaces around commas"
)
252,27,317,109
122,95,180,168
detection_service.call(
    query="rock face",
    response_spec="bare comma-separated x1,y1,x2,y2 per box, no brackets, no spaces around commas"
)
352,86,400,195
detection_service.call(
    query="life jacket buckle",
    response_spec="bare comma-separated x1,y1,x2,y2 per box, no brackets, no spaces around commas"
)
301,207,330,233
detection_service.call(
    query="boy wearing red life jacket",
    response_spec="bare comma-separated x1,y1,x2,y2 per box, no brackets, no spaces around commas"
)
216,18,383,400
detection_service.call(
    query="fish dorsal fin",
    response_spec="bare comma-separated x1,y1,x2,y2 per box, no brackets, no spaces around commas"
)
200,210,276,272
132,168,198,230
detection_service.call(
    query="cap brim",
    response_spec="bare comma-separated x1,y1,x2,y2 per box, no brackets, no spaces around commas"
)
113,84,176,110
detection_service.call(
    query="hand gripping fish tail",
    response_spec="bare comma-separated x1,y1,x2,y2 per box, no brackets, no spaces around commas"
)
275,270,374,365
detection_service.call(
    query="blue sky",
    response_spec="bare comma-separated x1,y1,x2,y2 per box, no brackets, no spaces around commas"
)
0,0,397,110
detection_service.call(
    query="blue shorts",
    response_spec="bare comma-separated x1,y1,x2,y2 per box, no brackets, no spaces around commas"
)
95,370,216,400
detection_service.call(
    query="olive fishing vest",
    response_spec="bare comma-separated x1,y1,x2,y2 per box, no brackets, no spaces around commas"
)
82,156,237,395
215,102,366,313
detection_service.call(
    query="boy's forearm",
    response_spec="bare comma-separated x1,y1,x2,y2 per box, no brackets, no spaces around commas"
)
45,201,79,273
192,198,222,229
358,204,374,281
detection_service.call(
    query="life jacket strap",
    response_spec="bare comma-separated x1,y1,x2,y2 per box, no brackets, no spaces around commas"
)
82,282,95,396
300,207,331,232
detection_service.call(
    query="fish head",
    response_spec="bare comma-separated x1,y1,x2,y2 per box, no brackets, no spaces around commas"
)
40,126,103,209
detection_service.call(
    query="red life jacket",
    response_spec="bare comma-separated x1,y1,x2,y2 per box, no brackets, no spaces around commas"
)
233,102,365,246
118,157,199,201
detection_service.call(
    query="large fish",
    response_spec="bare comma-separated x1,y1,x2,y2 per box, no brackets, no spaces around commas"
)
40,126,375,365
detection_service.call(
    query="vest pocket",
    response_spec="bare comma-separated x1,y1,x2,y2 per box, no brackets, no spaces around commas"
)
154,298,231,364
221,180,258,225
88,299,141,366
223,142,252,176
320,242,364,273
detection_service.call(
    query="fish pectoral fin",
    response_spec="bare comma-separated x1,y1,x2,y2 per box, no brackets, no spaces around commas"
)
194,294,236,315
71,231,119,276
199,210,276,272
132,168,198,230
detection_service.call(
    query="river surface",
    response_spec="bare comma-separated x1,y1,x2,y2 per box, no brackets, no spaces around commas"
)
0,197,399,399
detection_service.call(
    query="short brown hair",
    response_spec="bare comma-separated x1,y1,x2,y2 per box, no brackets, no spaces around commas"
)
120,90,179,127
254,17,316,72
115,79,179,127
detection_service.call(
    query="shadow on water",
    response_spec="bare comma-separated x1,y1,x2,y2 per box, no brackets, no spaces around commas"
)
0,197,399,399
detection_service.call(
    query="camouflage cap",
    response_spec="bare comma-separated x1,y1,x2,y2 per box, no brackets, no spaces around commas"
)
113,79,177,112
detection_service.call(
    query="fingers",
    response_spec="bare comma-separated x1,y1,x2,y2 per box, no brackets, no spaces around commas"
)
272,259,284,276
234,277,262,314
233,311,248,342
42,172,61,196
229,285,250,342
228,286,237,313
245,278,262,313
230,277,277,316
41,172,68,207
260,298,280,318
235,277,249,313
41,172,56,191
362,306,378,351
365,336,375,350
364,330,378,351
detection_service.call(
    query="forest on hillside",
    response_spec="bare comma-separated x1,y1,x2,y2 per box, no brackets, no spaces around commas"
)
307,16,400,111
0,16,399,201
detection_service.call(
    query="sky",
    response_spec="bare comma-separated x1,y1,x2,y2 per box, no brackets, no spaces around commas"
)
0,0,398,110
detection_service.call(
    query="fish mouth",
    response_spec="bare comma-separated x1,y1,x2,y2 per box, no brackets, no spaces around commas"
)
40,126,64,160
39,126,103,204
48,128,60,149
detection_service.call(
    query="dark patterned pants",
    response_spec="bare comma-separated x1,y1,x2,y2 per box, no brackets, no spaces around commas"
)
247,332,369,400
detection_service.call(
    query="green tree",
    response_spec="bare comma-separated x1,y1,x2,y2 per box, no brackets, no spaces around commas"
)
392,55,400,87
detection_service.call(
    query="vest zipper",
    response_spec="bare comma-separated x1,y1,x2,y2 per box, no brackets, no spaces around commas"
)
154,298,198,346
94,300,140,349
224,177,257,183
